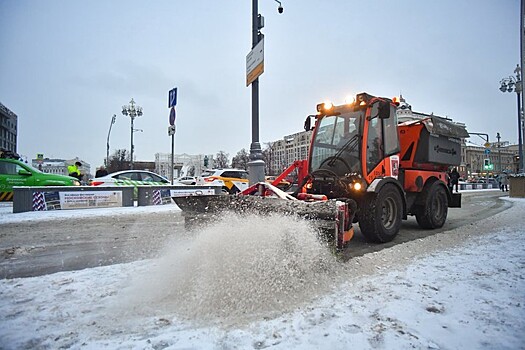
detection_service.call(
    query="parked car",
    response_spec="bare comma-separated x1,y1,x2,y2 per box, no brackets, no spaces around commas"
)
196,168,249,194
0,157,81,201
89,170,169,188
174,176,197,185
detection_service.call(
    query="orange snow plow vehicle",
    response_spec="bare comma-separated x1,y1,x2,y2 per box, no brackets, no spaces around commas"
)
174,92,469,249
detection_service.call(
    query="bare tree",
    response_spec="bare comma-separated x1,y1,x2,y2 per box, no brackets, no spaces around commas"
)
107,149,130,173
231,148,250,170
262,142,274,175
214,150,229,169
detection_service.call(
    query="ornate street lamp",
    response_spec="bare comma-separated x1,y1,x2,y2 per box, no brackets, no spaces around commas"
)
121,98,143,170
106,114,116,168
499,64,524,173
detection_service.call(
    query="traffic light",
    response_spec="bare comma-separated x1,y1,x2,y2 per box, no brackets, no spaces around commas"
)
484,159,489,167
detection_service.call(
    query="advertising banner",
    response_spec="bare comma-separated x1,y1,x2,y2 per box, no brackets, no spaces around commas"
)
58,191,123,210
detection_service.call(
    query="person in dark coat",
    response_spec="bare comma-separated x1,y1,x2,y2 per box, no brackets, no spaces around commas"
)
95,166,109,178
449,168,460,193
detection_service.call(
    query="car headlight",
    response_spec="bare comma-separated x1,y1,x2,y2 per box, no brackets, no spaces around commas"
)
73,180,81,186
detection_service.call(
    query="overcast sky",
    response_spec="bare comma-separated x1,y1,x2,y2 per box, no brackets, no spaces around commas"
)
0,0,520,169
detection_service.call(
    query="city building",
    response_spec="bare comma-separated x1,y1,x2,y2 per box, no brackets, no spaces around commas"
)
266,131,312,175
461,141,515,179
31,157,91,181
0,102,17,152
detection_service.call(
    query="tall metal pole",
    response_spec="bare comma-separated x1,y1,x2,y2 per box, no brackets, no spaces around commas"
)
521,0,525,172
130,115,135,170
517,89,524,172
122,98,142,170
497,132,502,172
171,133,175,185
247,0,266,184
106,114,116,167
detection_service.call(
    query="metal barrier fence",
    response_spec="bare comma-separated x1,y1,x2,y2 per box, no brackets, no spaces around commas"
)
136,185,222,206
458,183,498,191
12,185,222,213
12,186,135,213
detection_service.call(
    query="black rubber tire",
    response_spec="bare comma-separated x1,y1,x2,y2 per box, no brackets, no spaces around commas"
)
359,184,403,243
415,182,448,229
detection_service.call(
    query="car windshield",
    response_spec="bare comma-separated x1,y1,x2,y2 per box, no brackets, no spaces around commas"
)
309,111,363,175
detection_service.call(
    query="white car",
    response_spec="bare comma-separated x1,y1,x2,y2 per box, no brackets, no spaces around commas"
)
196,168,249,194
174,176,197,185
89,170,169,187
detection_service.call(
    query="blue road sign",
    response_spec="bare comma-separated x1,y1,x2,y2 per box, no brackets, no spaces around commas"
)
169,107,176,126
484,148,490,155
168,88,177,108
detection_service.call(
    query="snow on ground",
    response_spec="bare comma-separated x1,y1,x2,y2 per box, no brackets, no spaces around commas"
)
0,202,179,224
0,195,524,349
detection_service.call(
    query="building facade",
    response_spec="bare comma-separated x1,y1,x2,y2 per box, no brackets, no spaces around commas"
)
31,157,91,181
460,141,516,179
266,131,312,175
0,102,17,152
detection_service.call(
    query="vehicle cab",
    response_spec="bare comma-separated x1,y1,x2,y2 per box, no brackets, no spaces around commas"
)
304,93,400,199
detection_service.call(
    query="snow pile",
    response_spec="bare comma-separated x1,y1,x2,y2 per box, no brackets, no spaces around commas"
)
118,213,341,326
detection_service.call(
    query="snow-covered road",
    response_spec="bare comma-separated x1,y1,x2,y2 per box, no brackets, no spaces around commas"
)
0,197,524,349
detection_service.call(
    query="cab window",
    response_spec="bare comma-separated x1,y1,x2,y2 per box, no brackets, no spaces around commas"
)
0,162,19,175
366,103,400,173
366,114,383,173
383,105,400,156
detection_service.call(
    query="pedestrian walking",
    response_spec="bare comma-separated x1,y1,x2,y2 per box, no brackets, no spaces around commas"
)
499,172,509,192
449,168,460,193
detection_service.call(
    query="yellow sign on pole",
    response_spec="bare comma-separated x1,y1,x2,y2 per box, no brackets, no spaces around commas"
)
246,39,264,86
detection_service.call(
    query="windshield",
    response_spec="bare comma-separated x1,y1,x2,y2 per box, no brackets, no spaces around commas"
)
310,111,363,175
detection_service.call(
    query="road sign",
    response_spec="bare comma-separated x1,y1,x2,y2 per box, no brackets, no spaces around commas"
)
246,39,264,86
169,107,176,126
484,148,490,155
168,88,177,108
168,125,176,136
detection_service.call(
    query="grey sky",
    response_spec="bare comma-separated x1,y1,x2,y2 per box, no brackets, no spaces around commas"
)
0,0,520,169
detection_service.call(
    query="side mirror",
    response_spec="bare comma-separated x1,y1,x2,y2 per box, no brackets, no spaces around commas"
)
18,169,32,176
378,100,391,119
304,116,312,131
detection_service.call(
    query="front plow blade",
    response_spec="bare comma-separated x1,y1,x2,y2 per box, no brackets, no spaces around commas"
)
173,193,355,249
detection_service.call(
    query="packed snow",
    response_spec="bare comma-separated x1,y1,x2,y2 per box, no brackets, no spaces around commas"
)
0,196,524,349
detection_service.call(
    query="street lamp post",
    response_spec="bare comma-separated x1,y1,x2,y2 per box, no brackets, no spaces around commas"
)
500,64,524,173
121,98,143,170
496,132,502,172
247,0,265,184
247,0,283,185
106,114,116,168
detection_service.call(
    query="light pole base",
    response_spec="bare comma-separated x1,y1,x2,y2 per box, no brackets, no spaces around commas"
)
248,159,265,185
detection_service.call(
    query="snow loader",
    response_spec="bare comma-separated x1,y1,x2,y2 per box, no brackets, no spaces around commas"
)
173,92,469,249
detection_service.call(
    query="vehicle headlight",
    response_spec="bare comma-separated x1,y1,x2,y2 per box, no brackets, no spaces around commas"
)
73,180,81,186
